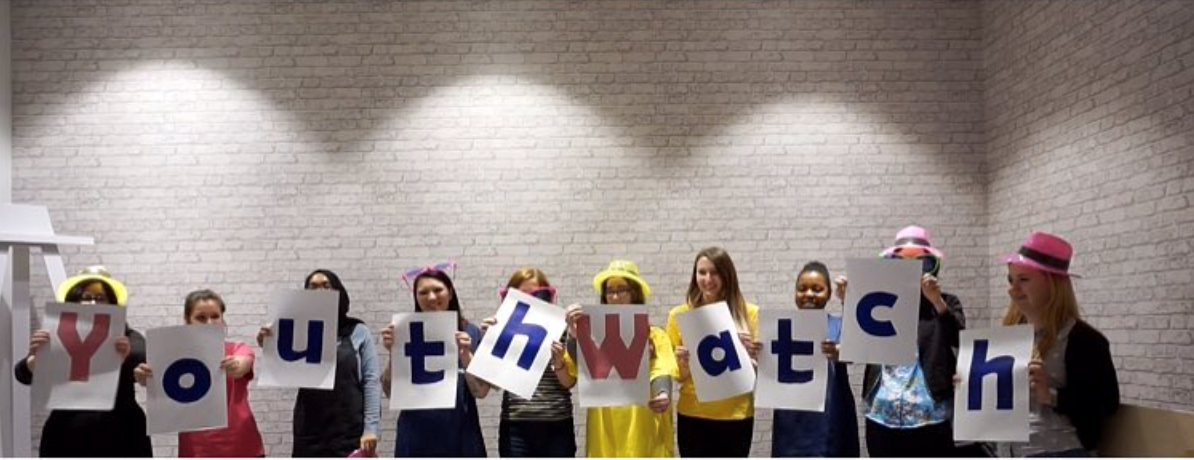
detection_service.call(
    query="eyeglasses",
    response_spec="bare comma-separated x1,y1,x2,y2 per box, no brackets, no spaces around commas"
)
401,261,456,291
605,287,633,298
499,286,557,303
884,249,940,274
79,294,109,304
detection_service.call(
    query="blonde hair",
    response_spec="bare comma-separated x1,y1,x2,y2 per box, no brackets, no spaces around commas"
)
505,268,550,290
687,247,749,331
1001,271,1081,359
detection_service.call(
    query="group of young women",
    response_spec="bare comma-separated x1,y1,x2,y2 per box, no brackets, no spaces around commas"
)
13,226,1120,458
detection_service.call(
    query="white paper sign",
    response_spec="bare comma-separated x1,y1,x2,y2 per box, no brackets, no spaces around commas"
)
34,302,127,410
467,289,567,399
757,309,828,411
257,289,339,389
675,302,756,402
954,325,1033,442
390,312,459,410
576,305,651,408
146,325,227,434
839,258,922,365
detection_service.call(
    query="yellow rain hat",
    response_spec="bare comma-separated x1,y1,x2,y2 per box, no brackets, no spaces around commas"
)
591,260,652,302
55,266,128,306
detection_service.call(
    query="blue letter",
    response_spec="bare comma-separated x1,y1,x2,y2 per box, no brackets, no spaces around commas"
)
405,322,445,384
968,339,1015,411
278,319,324,363
857,292,898,337
163,358,212,404
492,302,548,370
771,319,814,383
697,330,742,377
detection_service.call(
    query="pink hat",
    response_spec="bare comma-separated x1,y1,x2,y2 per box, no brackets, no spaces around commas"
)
1001,231,1080,278
881,225,944,258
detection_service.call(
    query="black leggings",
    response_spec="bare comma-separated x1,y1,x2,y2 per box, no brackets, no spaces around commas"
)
865,419,957,457
677,414,754,457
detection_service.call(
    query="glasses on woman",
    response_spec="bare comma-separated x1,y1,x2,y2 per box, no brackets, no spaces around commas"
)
499,286,557,303
605,287,633,298
885,248,940,274
79,293,109,304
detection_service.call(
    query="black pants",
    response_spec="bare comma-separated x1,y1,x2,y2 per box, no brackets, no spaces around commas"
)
498,418,576,457
677,414,754,457
865,419,956,457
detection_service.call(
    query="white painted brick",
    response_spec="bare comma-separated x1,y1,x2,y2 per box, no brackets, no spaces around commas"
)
7,0,1190,457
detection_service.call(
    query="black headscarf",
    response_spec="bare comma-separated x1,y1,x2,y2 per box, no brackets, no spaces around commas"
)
304,269,363,338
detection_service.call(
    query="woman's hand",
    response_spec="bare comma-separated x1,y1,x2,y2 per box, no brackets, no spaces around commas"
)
648,391,670,413
1029,359,1053,405
834,276,848,302
922,273,948,315
134,363,152,386
456,332,474,368
675,346,691,381
739,332,761,365
821,340,840,362
381,324,395,352
358,433,378,457
256,325,272,347
564,304,586,338
24,329,51,371
221,355,252,379
479,317,497,336
114,336,130,362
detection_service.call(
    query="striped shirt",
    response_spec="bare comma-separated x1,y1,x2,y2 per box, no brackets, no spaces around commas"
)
501,338,576,421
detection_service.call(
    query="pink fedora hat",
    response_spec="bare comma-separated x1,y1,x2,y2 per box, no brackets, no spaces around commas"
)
1001,231,1080,278
881,225,944,258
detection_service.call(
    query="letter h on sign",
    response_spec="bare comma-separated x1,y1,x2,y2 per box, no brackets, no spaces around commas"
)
492,302,548,370
968,339,1014,411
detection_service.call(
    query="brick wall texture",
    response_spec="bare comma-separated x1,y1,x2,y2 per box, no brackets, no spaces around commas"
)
7,0,1190,456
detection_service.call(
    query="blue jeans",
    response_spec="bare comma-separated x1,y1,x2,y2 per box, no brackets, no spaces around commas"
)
498,418,576,457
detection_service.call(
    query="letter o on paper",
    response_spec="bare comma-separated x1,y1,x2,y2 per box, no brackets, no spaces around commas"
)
163,358,212,404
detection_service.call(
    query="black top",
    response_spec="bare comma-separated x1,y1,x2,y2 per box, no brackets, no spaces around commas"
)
863,292,965,403
14,327,152,458
1058,320,1120,451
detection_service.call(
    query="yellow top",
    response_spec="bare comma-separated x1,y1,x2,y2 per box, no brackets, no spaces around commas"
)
666,301,760,420
581,327,679,457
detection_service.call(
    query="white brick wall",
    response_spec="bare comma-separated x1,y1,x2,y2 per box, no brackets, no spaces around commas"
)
7,0,1188,457
983,0,1194,414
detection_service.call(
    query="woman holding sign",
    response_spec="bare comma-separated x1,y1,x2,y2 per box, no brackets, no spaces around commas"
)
133,289,265,457
1000,232,1119,457
479,268,579,457
13,266,152,457
381,262,488,457
837,226,966,457
564,260,680,457
666,247,761,457
257,269,381,457
771,261,859,458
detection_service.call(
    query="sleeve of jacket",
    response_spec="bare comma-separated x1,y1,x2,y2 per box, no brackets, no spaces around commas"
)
1056,323,1119,450
355,324,382,436
938,293,966,348
14,356,33,385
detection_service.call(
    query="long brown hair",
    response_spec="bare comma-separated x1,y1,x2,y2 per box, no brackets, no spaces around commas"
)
1001,270,1081,359
687,247,749,331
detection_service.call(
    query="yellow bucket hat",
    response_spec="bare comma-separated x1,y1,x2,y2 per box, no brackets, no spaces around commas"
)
55,266,128,307
592,260,652,302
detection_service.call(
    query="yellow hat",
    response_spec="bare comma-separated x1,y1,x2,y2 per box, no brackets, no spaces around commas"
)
592,260,652,302
55,266,128,307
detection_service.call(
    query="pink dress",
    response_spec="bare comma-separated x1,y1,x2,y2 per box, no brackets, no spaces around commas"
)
178,342,265,457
